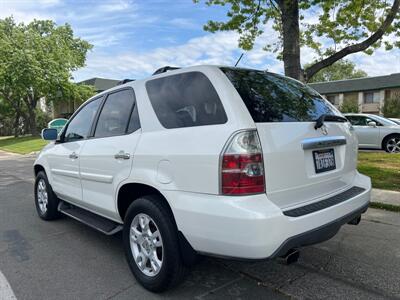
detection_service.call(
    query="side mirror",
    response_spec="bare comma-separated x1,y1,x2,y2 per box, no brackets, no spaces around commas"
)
41,128,58,141
367,121,377,127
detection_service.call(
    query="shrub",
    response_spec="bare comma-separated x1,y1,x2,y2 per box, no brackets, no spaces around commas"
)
382,97,400,118
340,99,359,113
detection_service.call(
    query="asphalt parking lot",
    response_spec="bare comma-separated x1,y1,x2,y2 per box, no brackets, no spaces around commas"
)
0,152,399,299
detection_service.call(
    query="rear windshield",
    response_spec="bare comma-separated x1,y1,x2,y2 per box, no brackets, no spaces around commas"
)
221,67,340,122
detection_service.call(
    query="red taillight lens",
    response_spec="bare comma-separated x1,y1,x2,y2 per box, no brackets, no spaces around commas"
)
221,131,265,195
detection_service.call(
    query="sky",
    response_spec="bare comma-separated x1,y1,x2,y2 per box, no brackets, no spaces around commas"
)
1,0,400,82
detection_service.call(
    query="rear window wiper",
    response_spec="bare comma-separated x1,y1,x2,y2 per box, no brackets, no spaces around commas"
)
314,114,348,130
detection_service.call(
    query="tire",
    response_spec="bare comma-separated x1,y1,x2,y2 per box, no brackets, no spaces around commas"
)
34,171,61,220
383,134,400,153
123,195,187,292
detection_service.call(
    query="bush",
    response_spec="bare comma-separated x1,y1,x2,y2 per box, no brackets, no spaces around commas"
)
382,97,400,118
340,99,359,113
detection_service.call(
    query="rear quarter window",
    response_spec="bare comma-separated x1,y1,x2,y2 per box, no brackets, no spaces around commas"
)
221,67,341,122
145,72,227,129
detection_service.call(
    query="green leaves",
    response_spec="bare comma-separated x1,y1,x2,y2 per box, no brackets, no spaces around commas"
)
201,0,274,50
196,0,400,80
0,17,93,134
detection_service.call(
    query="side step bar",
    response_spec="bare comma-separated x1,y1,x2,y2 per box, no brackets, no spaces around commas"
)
58,201,123,235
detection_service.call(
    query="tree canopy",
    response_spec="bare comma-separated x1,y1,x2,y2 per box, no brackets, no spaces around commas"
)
306,59,367,83
0,17,93,135
196,0,400,81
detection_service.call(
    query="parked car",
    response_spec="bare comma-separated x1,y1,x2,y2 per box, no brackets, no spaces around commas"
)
389,118,400,125
344,113,400,153
48,118,68,134
34,66,371,292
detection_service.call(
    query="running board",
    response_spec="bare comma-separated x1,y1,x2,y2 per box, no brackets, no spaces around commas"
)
58,201,123,235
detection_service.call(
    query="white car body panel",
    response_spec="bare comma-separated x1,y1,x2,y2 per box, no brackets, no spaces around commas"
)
34,65,371,259
45,140,85,203
256,121,358,209
78,130,141,220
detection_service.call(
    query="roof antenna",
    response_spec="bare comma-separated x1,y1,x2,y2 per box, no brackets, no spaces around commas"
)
234,53,244,67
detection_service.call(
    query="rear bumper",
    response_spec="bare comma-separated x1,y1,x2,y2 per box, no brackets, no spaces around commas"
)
165,171,371,259
270,201,368,258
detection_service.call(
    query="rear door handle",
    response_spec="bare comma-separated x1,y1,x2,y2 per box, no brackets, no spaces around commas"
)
114,151,130,160
69,152,78,159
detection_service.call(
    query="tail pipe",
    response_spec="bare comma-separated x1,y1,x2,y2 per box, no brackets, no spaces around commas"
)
347,215,361,225
278,248,300,265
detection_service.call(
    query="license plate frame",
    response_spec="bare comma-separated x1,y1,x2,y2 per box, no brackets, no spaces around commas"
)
312,148,336,174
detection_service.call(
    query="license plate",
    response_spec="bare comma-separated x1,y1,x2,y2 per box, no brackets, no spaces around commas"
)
313,149,336,174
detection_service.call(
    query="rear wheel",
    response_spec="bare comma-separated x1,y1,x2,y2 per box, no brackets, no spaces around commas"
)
34,171,61,220
384,135,400,153
123,195,187,292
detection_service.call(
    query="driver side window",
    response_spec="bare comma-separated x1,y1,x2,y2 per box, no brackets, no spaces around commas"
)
63,97,102,143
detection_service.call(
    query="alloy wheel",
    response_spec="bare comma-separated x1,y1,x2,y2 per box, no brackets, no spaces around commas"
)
386,137,400,153
37,179,48,214
130,213,163,277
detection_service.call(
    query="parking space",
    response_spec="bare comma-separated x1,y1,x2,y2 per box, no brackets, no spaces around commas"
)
0,153,399,299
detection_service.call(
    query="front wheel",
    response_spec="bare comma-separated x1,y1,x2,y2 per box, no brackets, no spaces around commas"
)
123,195,187,292
34,171,61,220
384,135,400,153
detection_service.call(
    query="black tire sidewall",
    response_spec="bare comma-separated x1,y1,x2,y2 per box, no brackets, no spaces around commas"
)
123,196,183,292
34,171,60,220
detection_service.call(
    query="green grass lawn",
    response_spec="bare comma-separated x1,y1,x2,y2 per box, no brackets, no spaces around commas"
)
0,136,48,154
358,152,400,192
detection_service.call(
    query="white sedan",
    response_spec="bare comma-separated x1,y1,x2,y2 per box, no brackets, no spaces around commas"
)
344,114,400,153
390,118,400,125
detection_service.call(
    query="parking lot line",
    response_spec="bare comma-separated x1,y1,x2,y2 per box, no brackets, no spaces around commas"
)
0,270,16,300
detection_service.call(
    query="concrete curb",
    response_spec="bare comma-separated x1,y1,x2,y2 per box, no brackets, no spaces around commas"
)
371,188,400,207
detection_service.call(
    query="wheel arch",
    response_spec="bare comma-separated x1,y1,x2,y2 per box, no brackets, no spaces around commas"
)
117,182,198,265
117,182,174,222
34,164,46,176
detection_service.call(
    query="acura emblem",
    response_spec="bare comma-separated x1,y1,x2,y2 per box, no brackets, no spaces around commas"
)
321,125,328,135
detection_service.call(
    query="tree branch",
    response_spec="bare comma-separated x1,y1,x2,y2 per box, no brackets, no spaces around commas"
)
305,0,400,82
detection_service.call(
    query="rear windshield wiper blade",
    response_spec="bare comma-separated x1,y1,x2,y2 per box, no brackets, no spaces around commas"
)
314,114,348,130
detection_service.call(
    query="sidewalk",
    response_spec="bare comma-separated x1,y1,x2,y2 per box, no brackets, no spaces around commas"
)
371,188,400,206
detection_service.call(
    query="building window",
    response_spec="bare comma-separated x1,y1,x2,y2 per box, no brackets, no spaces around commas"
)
363,91,380,104
326,94,339,105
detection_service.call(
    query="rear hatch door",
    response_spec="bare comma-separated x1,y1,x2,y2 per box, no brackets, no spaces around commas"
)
221,67,358,209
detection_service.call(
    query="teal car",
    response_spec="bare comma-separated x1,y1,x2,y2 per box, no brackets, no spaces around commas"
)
48,118,68,134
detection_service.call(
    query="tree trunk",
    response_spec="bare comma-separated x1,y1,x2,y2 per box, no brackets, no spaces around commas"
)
13,110,20,138
278,0,303,81
27,108,37,136
24,93,39,136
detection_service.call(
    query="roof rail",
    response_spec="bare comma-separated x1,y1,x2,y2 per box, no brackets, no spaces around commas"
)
117,79,135,85
152,66,180,75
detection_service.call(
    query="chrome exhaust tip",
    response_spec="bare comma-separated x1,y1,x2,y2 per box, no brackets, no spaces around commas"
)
278,248,300,265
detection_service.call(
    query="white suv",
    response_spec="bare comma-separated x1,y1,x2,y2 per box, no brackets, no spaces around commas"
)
34,66,371,292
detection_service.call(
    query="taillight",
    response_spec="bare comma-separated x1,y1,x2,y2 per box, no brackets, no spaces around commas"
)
220,130,265,195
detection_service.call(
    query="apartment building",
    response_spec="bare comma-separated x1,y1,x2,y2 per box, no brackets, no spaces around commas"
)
309,73,400,114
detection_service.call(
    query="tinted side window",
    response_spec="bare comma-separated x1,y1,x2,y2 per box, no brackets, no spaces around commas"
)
64,98,102,142
127,103,141,133
146,72,227,129
94,89,136,138
221,67,341,122
348,116,365,126
346,116,357,125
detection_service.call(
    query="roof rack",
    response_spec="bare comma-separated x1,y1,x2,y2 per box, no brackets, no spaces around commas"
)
152,66,180,76
117,79,135,85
